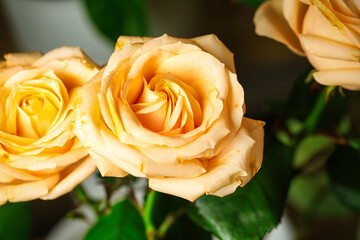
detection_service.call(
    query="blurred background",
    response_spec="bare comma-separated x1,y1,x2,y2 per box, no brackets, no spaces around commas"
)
1,0,357,239
0,0,309,117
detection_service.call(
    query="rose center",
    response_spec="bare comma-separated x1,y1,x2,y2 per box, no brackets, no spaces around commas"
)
129,73,202,135
21,95,45,115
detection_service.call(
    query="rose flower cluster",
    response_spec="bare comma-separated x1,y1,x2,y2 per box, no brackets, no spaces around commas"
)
0,34,264,204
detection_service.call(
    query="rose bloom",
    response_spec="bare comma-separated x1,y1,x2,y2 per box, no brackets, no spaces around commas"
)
75,34,264,201
0,47,99,205
254,0,360,90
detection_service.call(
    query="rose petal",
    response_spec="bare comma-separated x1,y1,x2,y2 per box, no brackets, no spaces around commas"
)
0,160,40,181
115,36,153,51
299,34,360,62
302,4,353,45
42,156,96,200
305,1,360,47
191,34,236,72
0,173,59,204
142,158,206,178
32,47,98,69
212,181,240,197
283,0,308,35
8,146,88,171
0,66,23,87
89,151,128,177
313,69,360,90
4,51,42,67
254,0,305,55
39,58,99,90
305,52,360,70
74,81,145,177
149,118,265,201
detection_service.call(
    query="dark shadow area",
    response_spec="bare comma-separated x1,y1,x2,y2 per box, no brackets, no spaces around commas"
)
0,1,18,55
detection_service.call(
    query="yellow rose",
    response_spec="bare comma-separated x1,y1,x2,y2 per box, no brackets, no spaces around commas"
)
254,0,360,90
74,34,265,201
0,47,99,205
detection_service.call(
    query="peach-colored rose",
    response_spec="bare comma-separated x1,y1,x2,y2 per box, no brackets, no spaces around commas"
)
254,0,360,90
0,47,99,205
74,34,264,201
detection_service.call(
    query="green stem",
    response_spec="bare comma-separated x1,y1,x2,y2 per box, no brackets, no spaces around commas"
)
303,88,328,134
158,207,186,239
74,184,100,216
143,189,158,240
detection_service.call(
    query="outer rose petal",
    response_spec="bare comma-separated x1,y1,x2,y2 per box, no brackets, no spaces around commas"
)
0,174,59,205
4,51,42,67
149,118,265,202
299,34,360,63
33,47,99,69
314,69,360,90
191,34,236,72
254,0,305,55
75,80,137,177
283,0,308,35
42,156,96,200
89,151,128,177
39,58,99,89
115,36,153,51
116,34,236,72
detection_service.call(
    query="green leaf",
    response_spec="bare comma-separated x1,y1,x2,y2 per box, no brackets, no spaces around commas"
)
152,192,189,227
83,0,148,43
189,137,293,240
164,214,211,240
293,134,334,169
85,199,146,240
151,192,211,240
349,139,360,151
327,145,360,213
286,118,304,136
0,202,31,240
288,172,352,217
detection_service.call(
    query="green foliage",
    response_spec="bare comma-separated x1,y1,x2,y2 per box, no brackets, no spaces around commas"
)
85,199,146,240
293,134,334,169
152,192,211,240
83,0,148,43
327,145,360,214
164,213,211,240
188,137,293,240
0,202,31,240
284,68,319,120
288,172,352,217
